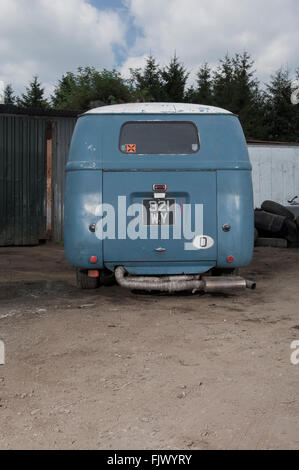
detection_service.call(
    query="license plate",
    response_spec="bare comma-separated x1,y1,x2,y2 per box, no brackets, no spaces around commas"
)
143,198,176,226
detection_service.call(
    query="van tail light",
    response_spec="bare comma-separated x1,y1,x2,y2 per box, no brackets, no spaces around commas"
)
88,270,99,278
152,184,168,193
227,256,234,263
90,256,98,264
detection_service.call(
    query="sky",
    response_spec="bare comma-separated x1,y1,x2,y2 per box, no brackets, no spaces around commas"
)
0,0,298,98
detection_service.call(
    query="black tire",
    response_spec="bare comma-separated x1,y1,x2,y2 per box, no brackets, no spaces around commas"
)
281,219,298,243
254,228,258,243
76,269,100,289
261,200,294,220
295,215,299,230
286,205,299,218
254,210,285,233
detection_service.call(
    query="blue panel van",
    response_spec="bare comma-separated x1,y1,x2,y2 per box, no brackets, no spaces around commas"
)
64,103,255,293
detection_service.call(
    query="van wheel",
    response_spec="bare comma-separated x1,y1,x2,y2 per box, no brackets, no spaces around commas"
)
261,200,294,220
100,270,116,287
76,269,100,289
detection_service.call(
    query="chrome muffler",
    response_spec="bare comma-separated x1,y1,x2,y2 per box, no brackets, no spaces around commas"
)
202,276,247,292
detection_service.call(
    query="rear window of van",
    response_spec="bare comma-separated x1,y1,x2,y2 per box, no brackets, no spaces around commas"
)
119,121,199,155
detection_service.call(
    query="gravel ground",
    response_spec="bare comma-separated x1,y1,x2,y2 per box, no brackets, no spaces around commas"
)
0,244,298,450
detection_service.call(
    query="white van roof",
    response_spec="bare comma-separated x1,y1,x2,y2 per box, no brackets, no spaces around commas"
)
84,102,232,115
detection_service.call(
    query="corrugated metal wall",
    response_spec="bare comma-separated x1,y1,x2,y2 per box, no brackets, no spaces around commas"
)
0,115,47,246
249,144,299,208
52,118,76,242
0,113,76,246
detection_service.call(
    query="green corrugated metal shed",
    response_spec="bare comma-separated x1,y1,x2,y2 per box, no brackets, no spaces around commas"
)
0,105,79,246
0,115,47,245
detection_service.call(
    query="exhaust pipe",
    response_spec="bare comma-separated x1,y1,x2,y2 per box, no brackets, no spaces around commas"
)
246,279,256,290
202,276,246,292
115,267,255,293
115,267,204,292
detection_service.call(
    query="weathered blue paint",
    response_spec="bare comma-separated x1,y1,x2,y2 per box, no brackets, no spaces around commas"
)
103,171,217,265
216,170,254,268
104,262,216,276
64,169,103,269
64,104,253,274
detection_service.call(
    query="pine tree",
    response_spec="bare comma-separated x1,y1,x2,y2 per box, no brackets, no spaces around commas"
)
130,55,164,102
265,68,298,142
212,52,267,139
212,54,235,111
230,53,259,111
186,63,213,104
231,52,266,139
17,76,49,108
51,72,76,108
4,84,16,105
161,55,189,102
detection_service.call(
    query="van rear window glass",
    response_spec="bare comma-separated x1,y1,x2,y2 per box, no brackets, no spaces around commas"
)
119,121,199,155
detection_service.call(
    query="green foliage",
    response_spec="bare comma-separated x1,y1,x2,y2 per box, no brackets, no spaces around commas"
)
130,55,165,102
8,52,299,141
51,67,133,110
130,54,189,103
4,84,16,105
17,76,49,108
161,55,189,102
185,63,213,104
212,54,235,110
265,68,299,142
214,52,268,139
51,72,77,109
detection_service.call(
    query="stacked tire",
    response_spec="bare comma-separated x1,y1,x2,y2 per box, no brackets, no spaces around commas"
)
255,200,299,246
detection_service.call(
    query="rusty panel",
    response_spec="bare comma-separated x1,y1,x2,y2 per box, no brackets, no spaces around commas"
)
0,115,47,246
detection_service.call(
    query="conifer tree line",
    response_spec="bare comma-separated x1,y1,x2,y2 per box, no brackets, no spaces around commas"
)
3,52,299,142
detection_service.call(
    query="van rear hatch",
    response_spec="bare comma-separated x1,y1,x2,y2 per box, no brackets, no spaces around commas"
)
103,170,216,264
101,118,217,269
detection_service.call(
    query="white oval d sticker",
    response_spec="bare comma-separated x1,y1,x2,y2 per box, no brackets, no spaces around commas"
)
192,235,214,250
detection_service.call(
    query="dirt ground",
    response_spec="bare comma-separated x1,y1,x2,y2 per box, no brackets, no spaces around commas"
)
0,244,299,450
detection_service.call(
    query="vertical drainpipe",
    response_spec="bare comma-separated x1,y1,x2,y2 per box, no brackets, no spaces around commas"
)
46,121,53,238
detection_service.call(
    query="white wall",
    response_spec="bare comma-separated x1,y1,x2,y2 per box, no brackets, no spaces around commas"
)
248,144,299,208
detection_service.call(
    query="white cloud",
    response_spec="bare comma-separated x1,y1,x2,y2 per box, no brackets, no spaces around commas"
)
0,0,127,95
119,54,148,78
124,0,299,83
1,0,298,99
